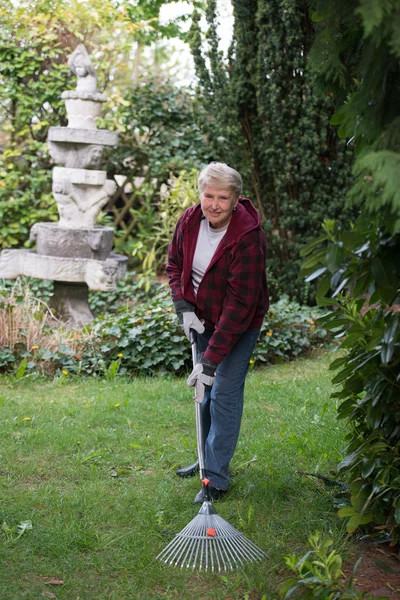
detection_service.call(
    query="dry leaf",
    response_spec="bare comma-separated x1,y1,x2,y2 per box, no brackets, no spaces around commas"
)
45,579,64,585
41,592,56,598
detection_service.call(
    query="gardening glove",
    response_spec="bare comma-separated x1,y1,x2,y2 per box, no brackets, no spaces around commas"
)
173,299,205,340
182,312,205,340
187,356,217,403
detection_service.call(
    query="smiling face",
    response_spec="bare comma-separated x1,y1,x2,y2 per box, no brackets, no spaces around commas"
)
200,186,238,230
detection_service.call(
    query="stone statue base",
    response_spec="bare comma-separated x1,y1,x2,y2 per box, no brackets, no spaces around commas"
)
50,282,94,328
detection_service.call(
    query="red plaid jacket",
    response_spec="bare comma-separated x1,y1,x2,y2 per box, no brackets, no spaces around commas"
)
166,198,269,364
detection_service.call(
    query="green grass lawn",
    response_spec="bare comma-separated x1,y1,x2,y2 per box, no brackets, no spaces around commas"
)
0,351,350,599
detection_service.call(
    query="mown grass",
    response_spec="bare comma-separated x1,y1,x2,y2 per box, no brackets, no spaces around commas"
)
0,351,350,599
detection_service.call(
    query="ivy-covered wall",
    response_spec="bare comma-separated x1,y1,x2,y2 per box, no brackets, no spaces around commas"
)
189,0,356,303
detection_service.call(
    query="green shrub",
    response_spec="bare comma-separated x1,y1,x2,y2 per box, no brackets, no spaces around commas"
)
302,0,400,545
0,277,54,303
0,12,72,249
302,216,400,544
254,297,328,366
80,288,189,376
88,273,165,314
279,532,387,599
0,280,329,378
84,294,327,377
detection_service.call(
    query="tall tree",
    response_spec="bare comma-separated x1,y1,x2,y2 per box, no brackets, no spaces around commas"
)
189,0,355,302
302,0,400,542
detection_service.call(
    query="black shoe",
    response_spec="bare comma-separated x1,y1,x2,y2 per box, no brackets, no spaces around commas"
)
176,461,199,478
193,486,227,504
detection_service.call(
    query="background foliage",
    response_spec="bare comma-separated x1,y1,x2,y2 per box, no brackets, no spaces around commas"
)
189,0,356,302
0,0,205,263
0,7,70,249
1,0,359,304
0,277,328,378
100,82,208,268
303,0,400,544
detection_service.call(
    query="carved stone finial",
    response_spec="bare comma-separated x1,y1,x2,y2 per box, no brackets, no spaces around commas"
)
62,44,107,129
68,44,97,94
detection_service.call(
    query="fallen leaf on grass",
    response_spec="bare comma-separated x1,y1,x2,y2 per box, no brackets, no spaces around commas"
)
41,592,56,598
45,579,64,585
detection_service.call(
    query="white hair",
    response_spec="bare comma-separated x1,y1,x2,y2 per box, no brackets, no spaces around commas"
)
198,162,243,200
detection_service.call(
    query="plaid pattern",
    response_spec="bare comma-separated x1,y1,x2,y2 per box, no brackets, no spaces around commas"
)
166,199,269,364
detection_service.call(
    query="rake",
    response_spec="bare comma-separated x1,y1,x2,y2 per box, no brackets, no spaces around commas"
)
156,331,267,572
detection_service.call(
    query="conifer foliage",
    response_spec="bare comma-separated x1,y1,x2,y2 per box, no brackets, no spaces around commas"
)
189,0,354,302
302,0,400,543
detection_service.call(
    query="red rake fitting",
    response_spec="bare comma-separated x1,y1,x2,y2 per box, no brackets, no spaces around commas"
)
206,528,216,537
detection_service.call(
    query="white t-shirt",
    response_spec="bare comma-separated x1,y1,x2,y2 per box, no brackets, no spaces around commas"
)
192,219,228,295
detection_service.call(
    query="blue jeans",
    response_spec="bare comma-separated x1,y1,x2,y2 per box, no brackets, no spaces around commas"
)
196,328,260,490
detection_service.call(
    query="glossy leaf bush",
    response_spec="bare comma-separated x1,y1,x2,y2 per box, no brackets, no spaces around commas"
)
304,0,400,544
302,216,400,542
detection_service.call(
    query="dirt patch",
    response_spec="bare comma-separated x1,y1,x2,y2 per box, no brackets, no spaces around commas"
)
344,541,400,599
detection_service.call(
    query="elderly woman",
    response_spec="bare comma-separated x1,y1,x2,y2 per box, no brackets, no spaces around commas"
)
166,162,269,503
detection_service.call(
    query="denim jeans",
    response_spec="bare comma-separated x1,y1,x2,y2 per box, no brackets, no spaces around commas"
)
196,328,260,490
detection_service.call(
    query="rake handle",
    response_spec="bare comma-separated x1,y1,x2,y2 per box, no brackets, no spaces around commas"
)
189,329,210,502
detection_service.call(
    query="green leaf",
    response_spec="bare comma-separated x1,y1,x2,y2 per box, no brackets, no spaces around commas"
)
326,243,345,273
315,274,331,303
361,456,378,479
279,578,300,599
394,507,400,524
329,356,348,371
300,234,328,257
15,358,28,380
338,506,356,517
302,249,327,271
338,450,362,470
346,514,361,532
356,0,397,36
330,105,347,126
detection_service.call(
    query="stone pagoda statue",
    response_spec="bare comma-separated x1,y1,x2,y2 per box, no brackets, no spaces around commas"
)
0,44,127,326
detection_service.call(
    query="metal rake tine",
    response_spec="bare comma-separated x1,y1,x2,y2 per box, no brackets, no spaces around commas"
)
174,535,195,567
157,540,180,565
191,536,202,569
213,518,241,566
213,537,228,571
220,532,243,568
182,533,199,569
187,535,200,569
208,537,214,572
213,538,223,572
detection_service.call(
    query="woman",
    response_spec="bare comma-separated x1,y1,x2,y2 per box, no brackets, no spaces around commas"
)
166,162,269,503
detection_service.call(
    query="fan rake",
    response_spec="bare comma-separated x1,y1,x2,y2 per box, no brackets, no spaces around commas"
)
156,331,267,572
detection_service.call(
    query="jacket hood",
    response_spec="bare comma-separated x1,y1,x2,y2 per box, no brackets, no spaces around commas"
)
229,197,261,241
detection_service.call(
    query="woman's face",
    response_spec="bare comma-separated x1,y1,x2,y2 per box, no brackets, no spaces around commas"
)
200,185,238,230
